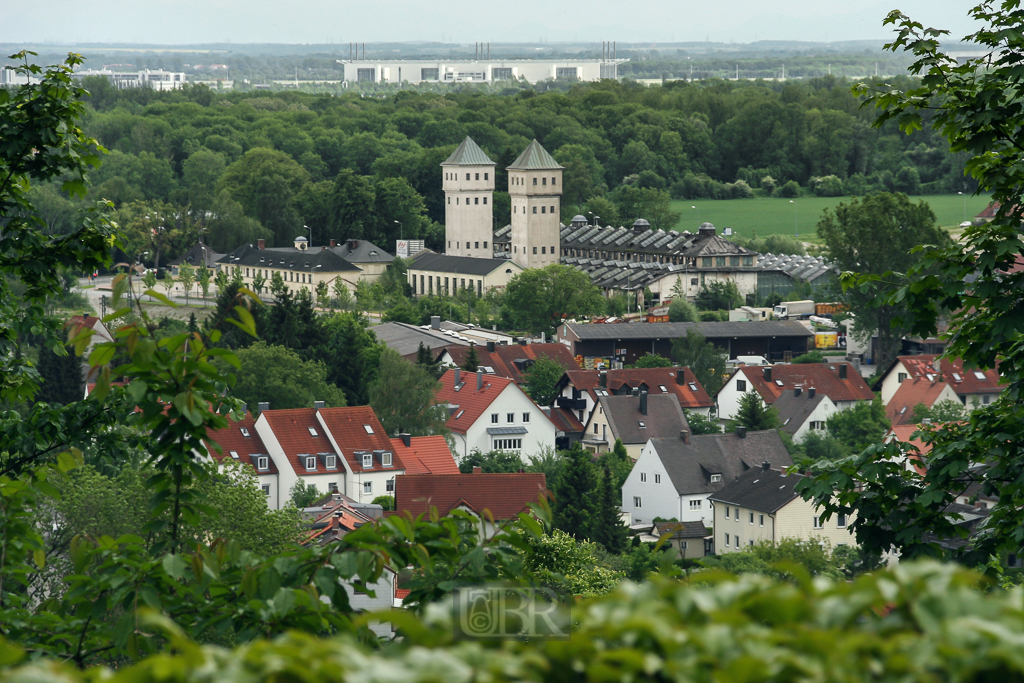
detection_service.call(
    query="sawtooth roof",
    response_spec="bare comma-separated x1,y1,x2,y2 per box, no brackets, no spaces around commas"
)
507,139,562,170
441,136,496,166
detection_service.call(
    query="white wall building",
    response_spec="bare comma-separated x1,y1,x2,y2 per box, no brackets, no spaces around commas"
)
73,68,187,90
716,362,874,423
442,138,495,258
336,59,626,85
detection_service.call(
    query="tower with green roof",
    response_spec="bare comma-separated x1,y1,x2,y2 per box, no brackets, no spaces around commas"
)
507,139,564,270
441,137,495,259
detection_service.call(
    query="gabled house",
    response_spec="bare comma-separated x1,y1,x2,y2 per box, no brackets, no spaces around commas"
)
439,341,580,384
316,406,405,504
554,367,713,429
389,434,459,475
203,412,281,507
305,493,381,545
582,392,689,459
436,367,558,462
708,465,855,553
885,378,960,426
622,429,792,525
877,355,1003,409
773,387,838,443
652,520,712,559
716,362,873,422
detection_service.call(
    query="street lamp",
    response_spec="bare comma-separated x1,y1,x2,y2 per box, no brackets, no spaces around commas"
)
958,191,966,223
304,224,312,248
789,200,798,238
588,211,600,227
691,205,699,225
394,220,403,240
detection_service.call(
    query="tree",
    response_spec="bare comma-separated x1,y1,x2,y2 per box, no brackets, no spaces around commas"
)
231,342,347,410
817,193,949,372
555,144,605,210
593,460,628,553
332,278,352,311
204,191,272,253
35,332,83,405
178,264,196,306
142,269,157,300
552,443,598,541
315,280,329,309
460,342,480,372
415,341,443,380
695,280,742,311
327,169,375,242
731,390,779,431
372,495,395,511
217,148,308,247
792,351,827,364
685,411,721,435
523,355,566,406
800,430,846,461
197,266,211,302
610,185,681,230
668,298,698,322
369,347,447,436
822,397,889,455
603,438,634,490
503,264,604,335
252,270,266,297
927,398,969,423
325,312,383,406
289,479,322,508
671,328,727,396
632,353,674,368
458,449,525,473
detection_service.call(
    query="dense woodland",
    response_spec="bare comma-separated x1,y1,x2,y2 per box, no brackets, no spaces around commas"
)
24,73,969,266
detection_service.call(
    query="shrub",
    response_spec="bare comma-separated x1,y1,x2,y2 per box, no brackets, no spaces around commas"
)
777,180,801,198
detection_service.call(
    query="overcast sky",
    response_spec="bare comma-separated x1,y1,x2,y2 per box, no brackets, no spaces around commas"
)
1,1,982,46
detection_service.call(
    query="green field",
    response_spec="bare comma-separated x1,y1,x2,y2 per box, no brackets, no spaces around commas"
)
670,194,992,240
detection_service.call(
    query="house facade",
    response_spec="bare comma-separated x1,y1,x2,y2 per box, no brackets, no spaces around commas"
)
877,355,1003,409
773,388,838,443
716,362,873,422
581,392,688,459
203,412,281,508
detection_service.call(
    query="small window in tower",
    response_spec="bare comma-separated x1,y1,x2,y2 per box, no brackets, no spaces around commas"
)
533,207,537,214
550,205,555,213
552,177,557,185
533,247,537,254
474,197,479,205
466,173,470,180
475,242,479,249
533,177,537,186
475,173,480,180
541,247,546,254
484,173,489,180
447,197,450,204
542,177,547,185
483,197,487,204
484,241,488,248
541,206,546,214
456,198,459,205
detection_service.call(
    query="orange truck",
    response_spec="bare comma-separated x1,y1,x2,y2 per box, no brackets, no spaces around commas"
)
815,302,847,316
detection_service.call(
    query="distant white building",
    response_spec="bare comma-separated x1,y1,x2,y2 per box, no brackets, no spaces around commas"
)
72,69,187,91
336,58,626,85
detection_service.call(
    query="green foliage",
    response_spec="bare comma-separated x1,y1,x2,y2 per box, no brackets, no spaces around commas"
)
521,528,623,596
823,397,889,456
460,343,480,372
603,439,634,491
552,444,598,541
324,311,383,406
230,342,347,411
916,398,968,423
732,390,780,431
631,353,674,368
594,460,629,554
371,495,395,511
414,342,443,380
34,329,83,405
671,328,727,396
685,410,722,435
730,233,807,256
799,430,847,461
289,479,322,508
695,280,742,311
710,538,844,579
369,347,446,436
792,350,827,363
668,297,698,322
503,265,604,335
458,449,525,474
522,355,567,406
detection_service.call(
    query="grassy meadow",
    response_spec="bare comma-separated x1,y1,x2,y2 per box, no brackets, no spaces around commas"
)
670,194,993,241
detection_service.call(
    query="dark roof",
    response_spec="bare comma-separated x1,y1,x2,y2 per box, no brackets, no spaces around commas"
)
410,251,520,277
649,430,792,496
654,520,710,539
598,393,688,445
217,243,360,273
441,137,496,166
395,472,549,520
171,242,224,268
708,466,803,514
564,320,814,340
373,322,469,358
334,239,394,264
773,390,831,435
507,139,562,170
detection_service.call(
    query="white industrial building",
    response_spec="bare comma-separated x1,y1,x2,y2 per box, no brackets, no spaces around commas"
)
336,59,626,85
72,69,187,90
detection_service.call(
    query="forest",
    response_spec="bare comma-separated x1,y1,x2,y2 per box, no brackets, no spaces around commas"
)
24,72,969,267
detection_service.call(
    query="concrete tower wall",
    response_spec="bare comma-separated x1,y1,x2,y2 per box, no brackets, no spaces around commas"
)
509,168,562,269
442,164,494,258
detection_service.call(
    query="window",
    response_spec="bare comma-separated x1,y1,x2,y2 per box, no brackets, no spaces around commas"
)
229,450,239,459
730,256,740,266
552,177,557,185
750,512,754,524
363,481,372,494
655,474,661,484
680,541,687,550
475,242,479,249
491,413,499,424
523,412,530,423
240,427,251,438
532,207,537,214
725,534,730,547
533,177,537,186
813,516,823,529
507,413,514,423
386,478,395,492
710,474,722,483
483,197,488,205
736,380,747,392
465,173,470,180
493,438,522,451
640,472,647,482
743,256,753,266
759,514,764,527
305,456,317,471
380,452,392,467
735,508,740,520
541,246,546,254
542,177,547,186
308,427,318,437
689,499,701,510
633,496,642,508
541,206,546,214
550,206,555,214
724,506,730,518
256,456,269,470
897,372,908,383
475,173,479,180
325,455,337,469
702,257,712,267
362,453,373,468
716,256,726,267
837,514,847,528
328,482,339,493
736,536,740,546
262,484,270,496
749,539,754,546
363,425,374,434
984,394,992,404
594,424,599,434
533,246,537,254
974,370,987,380
484,173,489,180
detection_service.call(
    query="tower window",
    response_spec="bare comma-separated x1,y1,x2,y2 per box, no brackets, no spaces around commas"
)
541,206,546,214
541,247,546,254
475,242,479,249
533,247,537,254
484,173,489,180
542,177,547,185
551,205,555,213
447,197,450,204
466,173,470,180
533,207,537,214
475,173,479,180
474,197,479,205
533,178,537,186
552,177,557,185
484,241,488,248
483,197,487,204
456,198,459,205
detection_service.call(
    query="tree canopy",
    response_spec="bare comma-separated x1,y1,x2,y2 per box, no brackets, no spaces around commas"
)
503,264,605,335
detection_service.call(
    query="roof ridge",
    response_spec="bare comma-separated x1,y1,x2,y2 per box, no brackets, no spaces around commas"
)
441,136,496,166
507,139,563,170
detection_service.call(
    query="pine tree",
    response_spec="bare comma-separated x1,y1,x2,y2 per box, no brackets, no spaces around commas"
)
594,459,628,553
415,341,442,379
604,439,634,490
461,342,480,372
732,390,779,431
36,338,84,405
552,443,598,541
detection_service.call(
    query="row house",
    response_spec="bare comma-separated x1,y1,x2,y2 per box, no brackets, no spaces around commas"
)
716,362,874,422
877,355,1004,410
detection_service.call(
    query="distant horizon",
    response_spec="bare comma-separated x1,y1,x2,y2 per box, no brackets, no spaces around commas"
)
1,1,982,47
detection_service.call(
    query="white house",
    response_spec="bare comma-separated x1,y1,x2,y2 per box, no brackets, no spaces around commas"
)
316,406,407,504
202,413,281,508
773,387,838,443
877,354,1003,409
436,368,557,462
580,392,689,460
621,429,792,526
716,362,874,422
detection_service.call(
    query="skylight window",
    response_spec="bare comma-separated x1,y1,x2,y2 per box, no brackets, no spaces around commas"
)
783,418,791,425
229,450,239,459
974,371,987,380
775,379,784,387
308,427,318,437
659,385,668,393
900,406,907,414
455,410,465,419
363,425,374,434
689,383,698,391
953,373,962,381
240,428,250,437
926,373,935,381
638,421,646,428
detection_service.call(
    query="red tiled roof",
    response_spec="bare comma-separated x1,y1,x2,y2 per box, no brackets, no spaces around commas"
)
443,343,580,384
316,406,402,473
894,355,1002,396
547,407,585,434
260,408,342,476
204,412,279,474
390,436,458,475
564,367,713,409
395,472,549,520
885,379,955,426
739,363,874,404
395,588,411,599
436,369,517,434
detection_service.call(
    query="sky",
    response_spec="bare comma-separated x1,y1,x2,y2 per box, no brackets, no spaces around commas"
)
1,1,982,46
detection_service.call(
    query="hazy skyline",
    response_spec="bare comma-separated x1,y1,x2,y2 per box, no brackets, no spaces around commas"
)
2,1,982,48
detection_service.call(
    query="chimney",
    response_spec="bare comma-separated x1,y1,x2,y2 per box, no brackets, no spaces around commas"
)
680,429,689,443
932,358,941,373
348,239,359,249
477,368,483,390
808,387,816,399
399,433,411,447
763,367,772,382
257,401,270,413
487,341,495,352
639,391,648,415
599,371,607,387
257,239,265,250
794,387,801,397
241,402,247,414
676,368,685,385
472,466,482,474
454,367,461,385
330,239,336,247
541,332,546,343
314,400,326,409
431,315,441,330
839,364,848,380
762,460,771,471
736,425,747,438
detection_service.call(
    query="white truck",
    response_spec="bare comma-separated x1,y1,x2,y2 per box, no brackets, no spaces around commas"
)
773,300,816,320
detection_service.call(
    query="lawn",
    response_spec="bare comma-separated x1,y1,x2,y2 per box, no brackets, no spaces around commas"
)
670,193,993,240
